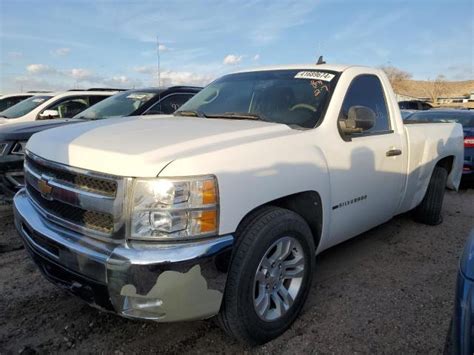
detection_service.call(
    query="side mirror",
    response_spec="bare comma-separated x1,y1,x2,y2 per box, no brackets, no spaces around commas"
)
340,105,376,134
38,109,59,120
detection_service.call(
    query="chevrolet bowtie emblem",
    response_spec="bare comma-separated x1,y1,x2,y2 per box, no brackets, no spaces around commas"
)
38,178,53,198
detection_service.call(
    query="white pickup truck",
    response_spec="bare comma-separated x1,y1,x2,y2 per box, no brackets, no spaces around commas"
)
14,64,463,345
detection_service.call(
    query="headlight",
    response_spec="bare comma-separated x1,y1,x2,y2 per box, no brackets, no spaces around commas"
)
130,175,219,241
11,141,27,155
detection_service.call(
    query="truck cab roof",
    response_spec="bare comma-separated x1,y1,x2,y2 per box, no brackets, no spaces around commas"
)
235,63,360,74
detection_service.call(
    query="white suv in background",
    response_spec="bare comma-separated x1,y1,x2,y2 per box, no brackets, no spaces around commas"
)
0,89,120,125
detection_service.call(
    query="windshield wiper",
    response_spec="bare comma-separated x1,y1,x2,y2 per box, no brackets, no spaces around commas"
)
75,116,104,121
174,110,206,118
205,112,265,121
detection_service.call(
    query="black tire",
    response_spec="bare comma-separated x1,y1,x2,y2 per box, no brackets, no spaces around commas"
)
218,206,315,345
413,166,448,225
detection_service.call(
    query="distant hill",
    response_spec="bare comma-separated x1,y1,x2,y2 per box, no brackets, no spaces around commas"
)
396,80,474,99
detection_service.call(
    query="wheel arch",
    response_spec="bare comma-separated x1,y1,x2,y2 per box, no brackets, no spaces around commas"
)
234,191,323,250
434,154,460,191
435,155,454,175
416,155,455,205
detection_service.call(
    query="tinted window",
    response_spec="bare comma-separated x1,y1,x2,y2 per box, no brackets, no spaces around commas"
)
146,93,195,115
0,96,32,111
421,102,432,110
339,75,390,134
44,97,89,118
74,91,157,119
399,101,417,110
89,95,109,106
0,95,53,118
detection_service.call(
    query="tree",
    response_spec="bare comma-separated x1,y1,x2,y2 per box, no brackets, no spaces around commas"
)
424,75,448,105
379,65,412,92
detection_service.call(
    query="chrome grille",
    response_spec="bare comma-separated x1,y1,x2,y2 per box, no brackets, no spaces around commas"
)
24,152,126,239
25,155,117,197
27,185,114,234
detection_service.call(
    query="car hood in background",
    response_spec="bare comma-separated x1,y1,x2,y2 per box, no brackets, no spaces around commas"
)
0,118,82,141
27,115,298,177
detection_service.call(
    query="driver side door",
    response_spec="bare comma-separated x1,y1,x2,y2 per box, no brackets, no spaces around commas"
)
326,74,404,247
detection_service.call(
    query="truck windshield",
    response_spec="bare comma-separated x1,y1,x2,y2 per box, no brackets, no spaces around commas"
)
176,69,339,129
74,90,158,120
0,95,53,119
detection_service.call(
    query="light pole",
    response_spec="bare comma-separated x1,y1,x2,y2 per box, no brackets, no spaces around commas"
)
157,36,161,87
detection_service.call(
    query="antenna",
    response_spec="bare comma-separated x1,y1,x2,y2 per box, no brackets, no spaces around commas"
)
157,36,161,87
317,56,326,65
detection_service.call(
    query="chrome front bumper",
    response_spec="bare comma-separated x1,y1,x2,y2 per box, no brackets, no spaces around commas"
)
14,189,234,322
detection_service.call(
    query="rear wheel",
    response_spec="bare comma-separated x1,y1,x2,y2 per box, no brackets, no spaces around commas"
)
218,207,315,345
413,166,448,225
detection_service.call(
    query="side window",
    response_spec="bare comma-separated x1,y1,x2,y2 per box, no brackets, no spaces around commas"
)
146,94,194,115
0,96,31,111
42,97,89,118
421,102,431,110
338,75,390,137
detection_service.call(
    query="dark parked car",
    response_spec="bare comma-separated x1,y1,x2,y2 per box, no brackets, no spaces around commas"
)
0,86,202,199
73,86,202,120
400,109,416,120
445,229,474,355
398,100,432,110
405,109,474,178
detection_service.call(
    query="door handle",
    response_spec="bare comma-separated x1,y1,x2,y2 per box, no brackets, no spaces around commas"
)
386,148,402,157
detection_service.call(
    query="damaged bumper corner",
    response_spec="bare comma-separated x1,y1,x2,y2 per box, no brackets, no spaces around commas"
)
13,190,234,322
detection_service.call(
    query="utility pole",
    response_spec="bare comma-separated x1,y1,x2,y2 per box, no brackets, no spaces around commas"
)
157,36,161,87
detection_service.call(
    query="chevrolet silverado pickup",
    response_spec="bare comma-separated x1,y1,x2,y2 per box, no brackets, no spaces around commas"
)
14,64,464,345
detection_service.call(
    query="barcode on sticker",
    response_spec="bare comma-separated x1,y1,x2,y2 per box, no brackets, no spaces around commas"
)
294,71,335,81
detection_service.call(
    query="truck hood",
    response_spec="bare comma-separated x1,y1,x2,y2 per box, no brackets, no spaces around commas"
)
27,115,298,177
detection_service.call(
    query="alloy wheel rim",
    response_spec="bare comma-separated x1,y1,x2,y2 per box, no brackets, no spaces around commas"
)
252,236,305,321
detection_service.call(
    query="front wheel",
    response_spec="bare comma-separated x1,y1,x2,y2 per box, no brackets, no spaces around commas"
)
218,207,315,345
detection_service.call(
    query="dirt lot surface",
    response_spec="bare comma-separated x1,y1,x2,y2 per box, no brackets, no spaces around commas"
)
1,188,473,354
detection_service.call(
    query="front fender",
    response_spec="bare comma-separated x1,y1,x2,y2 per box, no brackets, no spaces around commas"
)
158,133,331,240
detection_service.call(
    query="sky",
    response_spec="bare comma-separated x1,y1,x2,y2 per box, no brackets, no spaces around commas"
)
0,0,473,93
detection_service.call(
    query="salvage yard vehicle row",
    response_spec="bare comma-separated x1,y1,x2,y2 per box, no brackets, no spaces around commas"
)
0,86,201,199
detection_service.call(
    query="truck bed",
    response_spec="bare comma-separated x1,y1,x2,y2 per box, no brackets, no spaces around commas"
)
397,122,464,214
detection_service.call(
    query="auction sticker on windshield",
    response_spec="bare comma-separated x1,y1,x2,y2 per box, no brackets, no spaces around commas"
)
126,93,155,101
294,71,335,81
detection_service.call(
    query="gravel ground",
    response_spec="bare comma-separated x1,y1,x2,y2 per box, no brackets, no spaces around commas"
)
1,187,473,354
